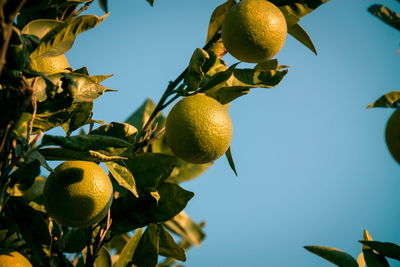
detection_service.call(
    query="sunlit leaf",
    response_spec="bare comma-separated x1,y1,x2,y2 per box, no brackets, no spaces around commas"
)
368,91,400,108
39,147,127,162
368,4,400,31
272,0,330,18
89,74,113,83
114,229,143,267
90,122,137,143
21,19,62,38
132,224,159,267
94,247,112,267
30,14,108,59
206,0,236,43
159,225,186,262
304,246,358,267
105,161,139,198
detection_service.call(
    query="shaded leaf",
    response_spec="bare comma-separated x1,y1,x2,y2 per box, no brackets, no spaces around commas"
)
105,161,139,198
304,246,358,267
368,91,400,108
368,4,400,31
163,211,205,247
361,229,390,267
288,23,317,55
385,109,400,164
39,147,126,162
206,0,236,43
273,0,330,19
5,197,51,265
62,102,93,135
98,0,108,13
58,228,86,253
204,65,288,104
9,159,41,190
90,121,137,143
125,153,177,191
30,14,108,59
184,48,210,91
360,241,400,261
158,225,186,262
225,147,237,176
146,0,154,6
154,183,194,222
114,229,143,267
40,134,133,157
132,224,159,267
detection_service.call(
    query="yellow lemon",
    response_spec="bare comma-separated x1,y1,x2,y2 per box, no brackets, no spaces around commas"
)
0,249,32,267
221,0,287,63
165,94,233,164
43,161,113,228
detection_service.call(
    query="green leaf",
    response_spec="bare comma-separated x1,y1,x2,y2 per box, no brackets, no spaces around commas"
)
368,5,400,31
94,247,112,267
206,0,236,43
368,91,400,108
58,228,86,253
304,246,359,267
89,74,113,83
40,134,134,158
114,229,143,267
360,241,400,261
154,183,194,222
225,147,237,176
288,23,317,55
125,153,177,191
98,0,108,13
146,0,154,6
273,0,330,19
90,122,138,143
132,224,160,267
204,65,288,104
62,102,93,135
111,193,157,233
5,197,51,265
105,161,139,198
184,48,210,91
158,225,186,262
21,19,62,38
39,147,127,162
30,14,108,59
361,230,390,267
163,211,205,247
9,159,41,190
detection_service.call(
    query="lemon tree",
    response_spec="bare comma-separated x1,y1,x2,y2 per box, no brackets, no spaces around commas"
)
43,161,113,228
0,0,329,266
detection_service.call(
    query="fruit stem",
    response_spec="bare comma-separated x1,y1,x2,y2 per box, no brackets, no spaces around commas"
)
135,31,222,149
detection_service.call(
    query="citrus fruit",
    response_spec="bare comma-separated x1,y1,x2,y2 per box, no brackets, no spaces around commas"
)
221,0,287,63
165,94,233,164
385,109,400,164
43,161,113,228
0,249,32,267
28,55,69,74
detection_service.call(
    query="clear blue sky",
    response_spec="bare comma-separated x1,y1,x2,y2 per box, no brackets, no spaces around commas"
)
65,0,400,266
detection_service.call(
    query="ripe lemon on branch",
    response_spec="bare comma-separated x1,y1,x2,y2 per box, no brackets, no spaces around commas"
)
43,161,113,228
165,94,233,164
0,249,32,267
221,0,287,63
